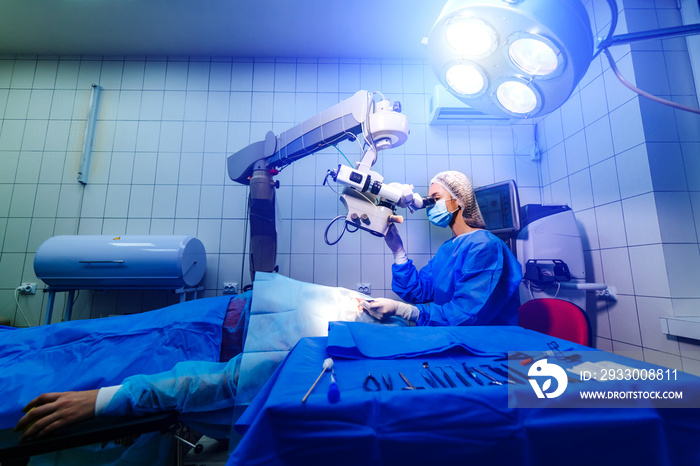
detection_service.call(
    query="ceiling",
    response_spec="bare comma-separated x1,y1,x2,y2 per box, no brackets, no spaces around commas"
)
0,0,446,60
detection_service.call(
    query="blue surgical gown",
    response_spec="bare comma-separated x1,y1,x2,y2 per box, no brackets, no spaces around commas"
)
392,229,522,326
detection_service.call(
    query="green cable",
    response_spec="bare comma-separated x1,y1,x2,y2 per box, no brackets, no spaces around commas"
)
332,145,353,167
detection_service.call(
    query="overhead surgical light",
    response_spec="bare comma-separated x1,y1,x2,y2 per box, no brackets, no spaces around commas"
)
427,0,591,119
428,0,700,119
496,80,539,115
445,63,487,96
445,17,498,58
508,36,561,77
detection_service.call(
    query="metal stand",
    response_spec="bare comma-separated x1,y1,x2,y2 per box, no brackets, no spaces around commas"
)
42,286,205,325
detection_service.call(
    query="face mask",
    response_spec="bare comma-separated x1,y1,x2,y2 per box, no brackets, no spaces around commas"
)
427,198,458,228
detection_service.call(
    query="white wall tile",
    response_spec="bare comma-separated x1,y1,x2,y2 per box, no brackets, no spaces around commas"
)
595,201,627,248
580,75,609,126
175,185,200,218
104,184,130,217
181,121,205,152
187,61,210,91
615,144,652,198
44,121,71,152
99,61,124,90
117,90,141,120
127,185,154,218
152,185,177,218
360,63,381,92
199,185,223,219
0,120,25,151
647,142,688,191
655,192,697,243
27,89,53,118
296,63,317,93
209,62,231,92
600,247,635,294
622,193,661,246
184,91,208,121
637,296,681,355
0,185,12,217
560,92,584,139
608,294,642,345
3,218,31,251
10,60,36,88
231,62,253,91
629,245,671,298
9,183,38,217
568,169,594,211
564,130,589,175
21,120,48,151
590,157,620,205
663,244,700,298
609,98,645,154
252,62,275,92
113,121,138,152
32,184,60,218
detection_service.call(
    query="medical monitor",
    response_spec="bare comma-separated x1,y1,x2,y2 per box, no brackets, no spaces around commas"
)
474,180,521,235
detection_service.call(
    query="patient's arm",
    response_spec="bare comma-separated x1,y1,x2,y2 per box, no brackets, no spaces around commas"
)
14,390,98,441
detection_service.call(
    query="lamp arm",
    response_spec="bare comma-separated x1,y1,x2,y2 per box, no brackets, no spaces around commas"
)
602,49,700,115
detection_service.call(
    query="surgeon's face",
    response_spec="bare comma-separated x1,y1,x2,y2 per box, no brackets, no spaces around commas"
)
429,183,459,212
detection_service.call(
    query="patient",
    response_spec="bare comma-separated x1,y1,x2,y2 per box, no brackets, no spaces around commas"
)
6,273,391,448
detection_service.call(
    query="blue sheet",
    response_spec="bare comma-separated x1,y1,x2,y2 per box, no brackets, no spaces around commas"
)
0,295,230,429
326,321,555,359
231,325,700,466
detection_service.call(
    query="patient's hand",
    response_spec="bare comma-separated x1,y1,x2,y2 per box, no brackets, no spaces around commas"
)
14,390,99,441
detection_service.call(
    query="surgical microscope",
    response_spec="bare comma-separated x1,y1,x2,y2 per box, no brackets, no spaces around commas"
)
227,90,433,279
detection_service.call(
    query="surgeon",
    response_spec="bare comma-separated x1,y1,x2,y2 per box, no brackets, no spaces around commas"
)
362,170,522,326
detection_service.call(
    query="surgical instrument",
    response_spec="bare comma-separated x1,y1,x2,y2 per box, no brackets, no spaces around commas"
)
481,365,517,385
447,365,471,387
398,372,425,390
438,366,457,388
328,368,340,403
383,373,393,391
421,371,438,388
462,363,483,386
302,358,334,403
363,373,381,391
423,362,446,388
494,351,532,362
472,367,502,386
500,364,531,383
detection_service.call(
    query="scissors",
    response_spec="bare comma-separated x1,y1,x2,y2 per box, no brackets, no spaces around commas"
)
363,373,381,391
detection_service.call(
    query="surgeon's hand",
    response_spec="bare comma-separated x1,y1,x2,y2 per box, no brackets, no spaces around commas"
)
14,390,98,441
384,224,407,264
361,298,419,323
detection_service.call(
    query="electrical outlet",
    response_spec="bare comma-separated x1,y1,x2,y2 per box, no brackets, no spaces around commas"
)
223,282,238,295
356,283,371,295
17,283,37,295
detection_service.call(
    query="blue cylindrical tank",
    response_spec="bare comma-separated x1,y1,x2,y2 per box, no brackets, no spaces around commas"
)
34,235,206,289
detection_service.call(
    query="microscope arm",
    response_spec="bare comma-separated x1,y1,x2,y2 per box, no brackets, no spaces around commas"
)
226,90,409,279
228,90,372,185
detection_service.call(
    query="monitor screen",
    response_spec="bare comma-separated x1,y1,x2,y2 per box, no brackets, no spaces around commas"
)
474,180,521,235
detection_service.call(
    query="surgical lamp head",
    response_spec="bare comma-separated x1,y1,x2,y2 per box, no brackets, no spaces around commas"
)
427,0,593,119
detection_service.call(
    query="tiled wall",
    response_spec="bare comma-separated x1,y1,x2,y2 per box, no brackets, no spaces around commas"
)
0,56,541,326
537,0,700,374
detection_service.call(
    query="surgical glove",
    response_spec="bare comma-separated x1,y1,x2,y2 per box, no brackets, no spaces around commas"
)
384,224,407,264
361,298,419,323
